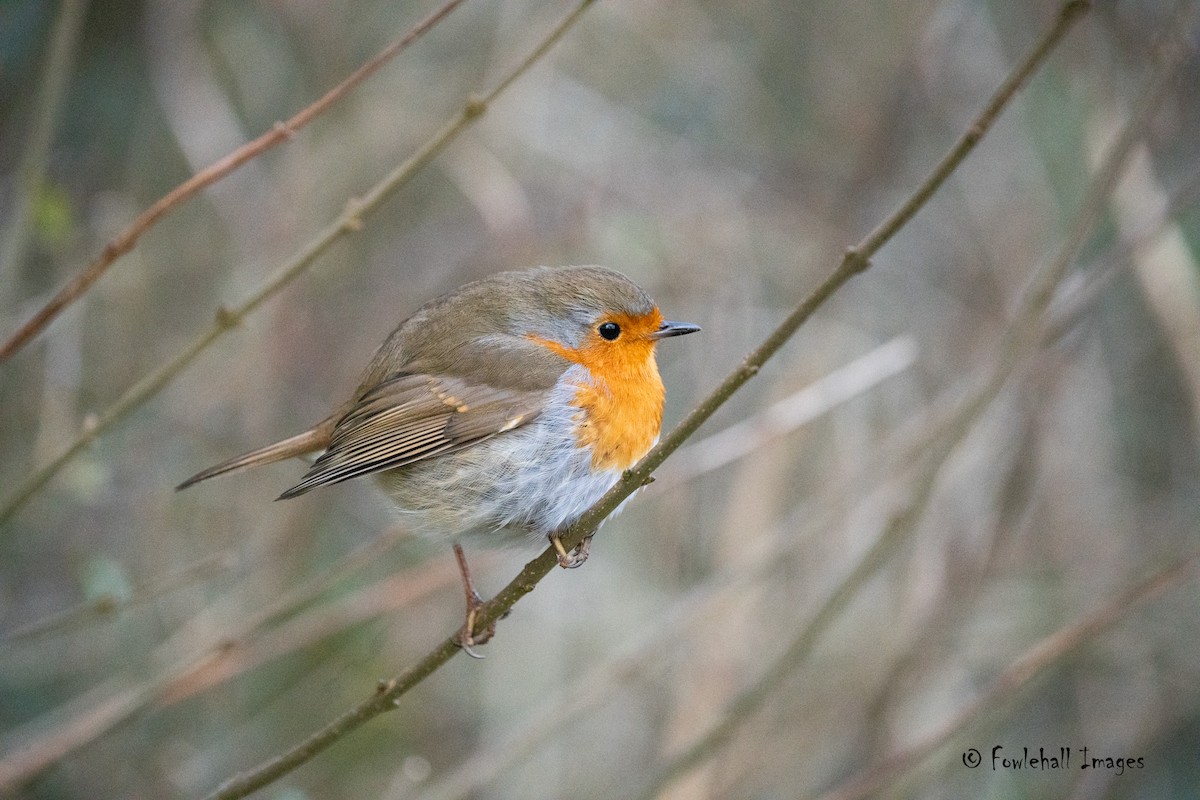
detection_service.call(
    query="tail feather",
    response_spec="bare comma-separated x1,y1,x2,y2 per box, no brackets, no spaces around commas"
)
176,417,335,491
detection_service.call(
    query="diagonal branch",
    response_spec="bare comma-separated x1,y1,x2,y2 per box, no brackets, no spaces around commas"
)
0,0,598,529
203,3,1091,798
0,0,469,363
634,8,1190,794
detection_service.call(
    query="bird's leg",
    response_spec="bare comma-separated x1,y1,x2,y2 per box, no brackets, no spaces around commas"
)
551,534,593,569
452,543,494,658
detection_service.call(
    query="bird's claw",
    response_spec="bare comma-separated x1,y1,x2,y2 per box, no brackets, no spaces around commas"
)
452,543,496,657
455,589,496,659
551,534,592,569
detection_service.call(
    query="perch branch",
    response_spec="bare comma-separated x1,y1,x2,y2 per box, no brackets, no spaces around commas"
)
204,4,1090,798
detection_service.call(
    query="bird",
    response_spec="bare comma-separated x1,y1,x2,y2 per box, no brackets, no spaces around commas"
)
178,265,699,650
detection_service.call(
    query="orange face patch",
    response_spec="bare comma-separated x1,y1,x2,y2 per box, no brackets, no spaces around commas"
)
527,309,666,471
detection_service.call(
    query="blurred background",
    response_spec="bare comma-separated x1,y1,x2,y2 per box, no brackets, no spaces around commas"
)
2,0,1199,797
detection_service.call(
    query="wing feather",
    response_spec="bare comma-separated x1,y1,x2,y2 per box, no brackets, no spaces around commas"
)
278,373,545,499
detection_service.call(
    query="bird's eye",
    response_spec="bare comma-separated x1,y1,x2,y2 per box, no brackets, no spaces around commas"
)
598,322,621,341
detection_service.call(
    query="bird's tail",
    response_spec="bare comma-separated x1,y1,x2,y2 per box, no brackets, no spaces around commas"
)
176,417,335,491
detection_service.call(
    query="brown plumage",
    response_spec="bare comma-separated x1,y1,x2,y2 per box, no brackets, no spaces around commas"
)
177,266,692,506
178,265,700,647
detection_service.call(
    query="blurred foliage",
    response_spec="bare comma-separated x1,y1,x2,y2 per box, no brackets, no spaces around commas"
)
2,0,1200,798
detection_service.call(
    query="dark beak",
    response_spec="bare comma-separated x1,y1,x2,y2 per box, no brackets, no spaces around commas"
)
652,320,701,340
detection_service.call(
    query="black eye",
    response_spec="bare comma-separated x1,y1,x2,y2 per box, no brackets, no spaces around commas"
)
598,322,621,341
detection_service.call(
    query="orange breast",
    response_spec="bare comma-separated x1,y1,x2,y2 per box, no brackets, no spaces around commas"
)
528,311,666,471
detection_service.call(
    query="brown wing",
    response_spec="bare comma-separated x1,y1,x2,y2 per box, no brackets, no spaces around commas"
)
277,374,545,499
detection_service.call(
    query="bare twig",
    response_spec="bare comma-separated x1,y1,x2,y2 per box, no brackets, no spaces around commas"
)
0,0,469,362
0,0,596,528
203,5,1090,799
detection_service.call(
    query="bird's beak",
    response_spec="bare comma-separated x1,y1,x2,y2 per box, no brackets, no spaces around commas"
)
652,320,701,340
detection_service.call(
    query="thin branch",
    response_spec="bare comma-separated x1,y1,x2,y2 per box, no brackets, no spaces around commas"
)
856,2,1091,257
0,0,469,362
0,0,89,304
207,644,461,799
0,0,597,528
203,4,1090,798
814,552,1200,800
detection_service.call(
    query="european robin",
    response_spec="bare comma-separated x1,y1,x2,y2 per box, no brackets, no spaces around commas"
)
179,265,699,649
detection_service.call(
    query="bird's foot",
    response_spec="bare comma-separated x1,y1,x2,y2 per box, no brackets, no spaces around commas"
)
452,543,495,658
551,534,592,569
